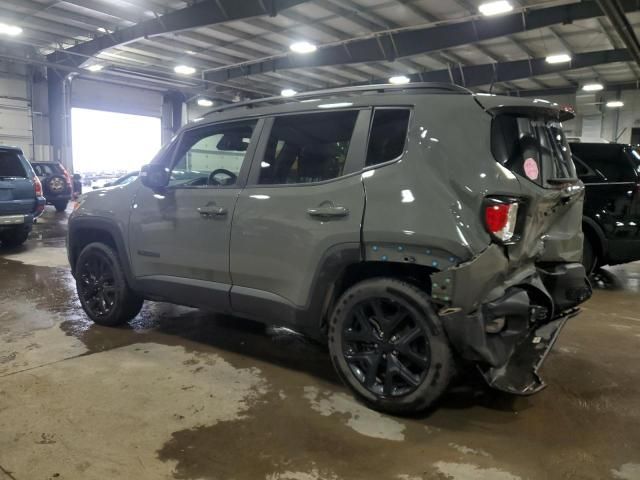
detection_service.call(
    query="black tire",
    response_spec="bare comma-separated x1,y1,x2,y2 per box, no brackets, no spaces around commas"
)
53,200,68,212
582,235,597,276
1,227,29,248
328,278,454,415
75,242,143,326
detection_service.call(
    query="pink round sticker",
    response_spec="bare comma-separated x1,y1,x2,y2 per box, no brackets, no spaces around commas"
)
524,158,539,180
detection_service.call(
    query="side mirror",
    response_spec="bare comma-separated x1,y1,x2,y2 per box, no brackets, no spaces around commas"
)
140,164,170,191
73,174,82,180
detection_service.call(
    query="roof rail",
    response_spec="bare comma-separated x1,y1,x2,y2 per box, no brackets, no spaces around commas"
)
203,82,473,117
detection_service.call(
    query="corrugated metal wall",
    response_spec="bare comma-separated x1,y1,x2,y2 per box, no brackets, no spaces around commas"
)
0,62,33,158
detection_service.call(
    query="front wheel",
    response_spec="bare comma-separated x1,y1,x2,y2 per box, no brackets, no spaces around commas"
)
328,278,454,414
75,242,143,326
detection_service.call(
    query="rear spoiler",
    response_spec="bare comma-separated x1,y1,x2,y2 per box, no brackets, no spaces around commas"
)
474,95,575,122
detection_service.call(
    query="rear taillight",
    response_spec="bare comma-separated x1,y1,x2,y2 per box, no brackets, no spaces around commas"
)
61,165,72,187
34,177,43,197
484,200,519,243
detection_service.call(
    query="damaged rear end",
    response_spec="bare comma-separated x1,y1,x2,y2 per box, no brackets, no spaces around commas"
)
434,97,591,395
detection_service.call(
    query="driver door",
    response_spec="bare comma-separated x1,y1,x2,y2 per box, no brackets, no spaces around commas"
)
129,119,261,310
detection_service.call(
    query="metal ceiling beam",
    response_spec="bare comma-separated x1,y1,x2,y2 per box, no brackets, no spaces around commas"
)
205,0,639,83
513,79,639,97
47,0,311,67
318,49,631,91
596,0,640,69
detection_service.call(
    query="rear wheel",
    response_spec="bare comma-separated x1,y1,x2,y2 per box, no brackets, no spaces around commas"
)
53,200,68,212
1,227,29,248
75,242,143,326
328,278,454,414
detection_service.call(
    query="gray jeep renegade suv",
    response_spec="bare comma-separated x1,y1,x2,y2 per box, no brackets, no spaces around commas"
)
68,84,591,413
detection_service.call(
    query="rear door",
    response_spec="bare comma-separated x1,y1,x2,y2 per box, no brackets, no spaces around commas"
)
0,150,34,217
229,109,369,322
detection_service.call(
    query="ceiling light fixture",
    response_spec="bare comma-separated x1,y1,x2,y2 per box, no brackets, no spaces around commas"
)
174,65,196,75
0,23,23,36
85,64,104,72
479,1,513,16
582,83,604,92
290,41,317,54
389,75,411,85
281,89,297,97
197,98,213,107
546,54,571,64
318,102,353,109
606,100,624,108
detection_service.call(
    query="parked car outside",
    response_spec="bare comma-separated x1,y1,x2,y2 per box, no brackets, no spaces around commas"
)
92,171,139,190
0,146,45,247
570,142,640,274
68,84,591,413
31,161,74,212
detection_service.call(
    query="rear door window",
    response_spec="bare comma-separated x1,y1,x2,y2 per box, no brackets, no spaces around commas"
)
0,151,27,178
366,109,410,167
257,110,358,185
492,115,576,186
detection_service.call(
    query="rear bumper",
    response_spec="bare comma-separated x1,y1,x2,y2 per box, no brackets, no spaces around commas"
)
0,213,34,231
435,248,591,394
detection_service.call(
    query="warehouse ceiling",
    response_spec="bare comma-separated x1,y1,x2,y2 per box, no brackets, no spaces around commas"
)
0,0,639,104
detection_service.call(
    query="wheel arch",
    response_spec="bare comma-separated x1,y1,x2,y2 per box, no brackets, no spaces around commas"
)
311,256,438,336
68,217,134,284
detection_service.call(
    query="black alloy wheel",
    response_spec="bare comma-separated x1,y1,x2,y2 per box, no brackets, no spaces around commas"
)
75,242,143,326
77,250,117,319
342,297,431,397
329,278,454,414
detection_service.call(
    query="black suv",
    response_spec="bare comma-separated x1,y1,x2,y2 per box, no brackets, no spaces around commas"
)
570,142,640,273
31,161,74,212
0,146,45,247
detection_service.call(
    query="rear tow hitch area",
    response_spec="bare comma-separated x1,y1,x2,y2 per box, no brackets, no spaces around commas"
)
481,308,580,395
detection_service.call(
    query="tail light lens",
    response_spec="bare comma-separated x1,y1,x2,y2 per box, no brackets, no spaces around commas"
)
60,164,72,188
34,176,43,197
484,199,519,243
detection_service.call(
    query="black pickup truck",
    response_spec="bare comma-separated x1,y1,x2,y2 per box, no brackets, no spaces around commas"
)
0,146,46,247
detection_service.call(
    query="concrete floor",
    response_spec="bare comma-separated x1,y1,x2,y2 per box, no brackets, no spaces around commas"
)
1,207,639,480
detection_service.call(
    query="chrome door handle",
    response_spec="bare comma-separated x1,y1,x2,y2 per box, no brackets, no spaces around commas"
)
307,205,349,218
198,205,227,217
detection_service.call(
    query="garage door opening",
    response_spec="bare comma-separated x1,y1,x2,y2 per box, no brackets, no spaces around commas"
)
71,108,161,188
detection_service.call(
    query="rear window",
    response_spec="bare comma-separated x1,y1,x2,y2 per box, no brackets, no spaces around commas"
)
492,115,576,186
258,110,358,185
570,144,637,182
0,151,27,178
32,163,63,177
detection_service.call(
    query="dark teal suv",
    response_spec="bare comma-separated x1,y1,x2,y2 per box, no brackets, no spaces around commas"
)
68,84,591,413
0,146,45,247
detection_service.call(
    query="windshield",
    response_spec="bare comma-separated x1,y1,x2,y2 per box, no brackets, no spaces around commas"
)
492,115,576,186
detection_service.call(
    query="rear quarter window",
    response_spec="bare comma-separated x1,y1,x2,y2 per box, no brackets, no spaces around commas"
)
0,151,28,178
